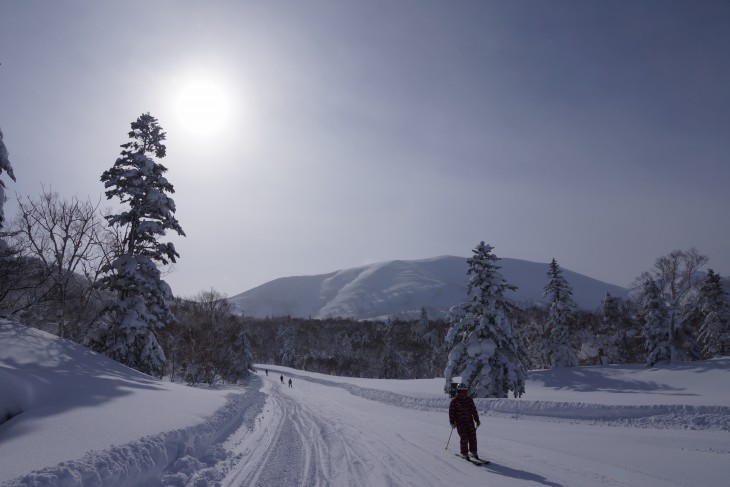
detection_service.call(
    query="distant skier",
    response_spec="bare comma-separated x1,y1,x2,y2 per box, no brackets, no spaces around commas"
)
280,374,284,384
449,383,481,460
265,369,268,376
288,378,292,388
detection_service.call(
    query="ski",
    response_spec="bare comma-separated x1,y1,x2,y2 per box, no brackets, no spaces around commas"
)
454,453,490,465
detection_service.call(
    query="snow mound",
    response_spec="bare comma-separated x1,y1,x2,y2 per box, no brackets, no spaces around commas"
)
4,390,265,487
0,321,265,486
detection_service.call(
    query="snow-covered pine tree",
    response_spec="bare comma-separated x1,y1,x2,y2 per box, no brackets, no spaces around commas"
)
0,126,17,234
543,258,578,368
415,306,445,376
229,322,256,381
380,317,408,379
96,113,185,375
413,306,430,343
338,333,353,365
277,321,297,367
697,269,730,359
595,291,621,364
0,128,22,308
641,278,671,367
601,292,620,335
444,241,526,398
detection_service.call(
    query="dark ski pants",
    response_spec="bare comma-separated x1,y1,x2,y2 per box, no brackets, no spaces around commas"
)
456,424,477,455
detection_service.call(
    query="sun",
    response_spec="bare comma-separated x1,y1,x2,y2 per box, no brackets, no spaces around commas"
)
175,76,230,134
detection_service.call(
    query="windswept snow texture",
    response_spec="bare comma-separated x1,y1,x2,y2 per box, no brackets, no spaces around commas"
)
228,255,629,319
2,319,730,486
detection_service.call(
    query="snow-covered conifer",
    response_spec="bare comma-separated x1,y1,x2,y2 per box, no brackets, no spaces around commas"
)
697,270,730,359
444,241,526,398
601,292,620,334
277,322,297,367
96,113,184,375
100,113,184,263
543,258,578,368
412,306,430,344
597,291,625,364
340,334,353,361
335,333,355,374
414,307,434,347
641,278,671,367
230,323,256,380
381,318,408,379
98,255,172,374
0,127,17,233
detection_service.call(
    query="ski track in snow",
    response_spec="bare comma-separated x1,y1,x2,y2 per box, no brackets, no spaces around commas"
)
5,366,729,486
216,371,730,487
221,378,442,486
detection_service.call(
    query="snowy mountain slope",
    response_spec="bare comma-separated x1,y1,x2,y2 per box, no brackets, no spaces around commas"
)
228,255,630,319
2,319,729,486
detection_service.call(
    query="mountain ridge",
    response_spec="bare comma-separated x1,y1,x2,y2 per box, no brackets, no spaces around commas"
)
228,255,630,320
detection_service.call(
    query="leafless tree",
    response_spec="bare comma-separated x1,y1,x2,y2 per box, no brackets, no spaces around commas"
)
163,288,253,385
11,187,109,338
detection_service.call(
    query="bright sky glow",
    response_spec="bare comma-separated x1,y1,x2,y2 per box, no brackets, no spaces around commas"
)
175,76,230,134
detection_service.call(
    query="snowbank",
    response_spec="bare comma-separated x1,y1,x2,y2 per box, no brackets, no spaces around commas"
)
5,390,265,487
0,321,265,486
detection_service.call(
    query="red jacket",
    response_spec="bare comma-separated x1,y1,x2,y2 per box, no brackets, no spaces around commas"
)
449,390,479,429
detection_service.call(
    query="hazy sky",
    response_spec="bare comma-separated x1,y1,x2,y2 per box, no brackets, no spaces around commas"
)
1,0,728,297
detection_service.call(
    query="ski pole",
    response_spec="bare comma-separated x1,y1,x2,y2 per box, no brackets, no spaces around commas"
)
445,427,454,450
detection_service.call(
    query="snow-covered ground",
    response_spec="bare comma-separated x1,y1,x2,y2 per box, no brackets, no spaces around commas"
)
2,319,729,486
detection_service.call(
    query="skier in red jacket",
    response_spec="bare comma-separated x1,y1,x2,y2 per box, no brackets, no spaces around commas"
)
449,383,481,460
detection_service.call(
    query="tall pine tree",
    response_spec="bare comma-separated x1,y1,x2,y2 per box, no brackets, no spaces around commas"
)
380,318,408,379
543,258,578,368
277,321,297,368
444,242,526,398
0,127,16,235
697,269,730,359
601,292,621,337
230,323,256,381
641,278,671,367
96,113,185,375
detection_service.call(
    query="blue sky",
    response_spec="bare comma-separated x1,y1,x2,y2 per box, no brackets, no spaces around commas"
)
1,0,728,297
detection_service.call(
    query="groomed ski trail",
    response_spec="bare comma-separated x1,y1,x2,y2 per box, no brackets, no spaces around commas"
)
218,371,730,487
220,375,459,486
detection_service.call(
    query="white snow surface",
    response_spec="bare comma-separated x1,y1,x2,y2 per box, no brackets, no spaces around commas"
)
2,319,730,486
228,255,631,320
